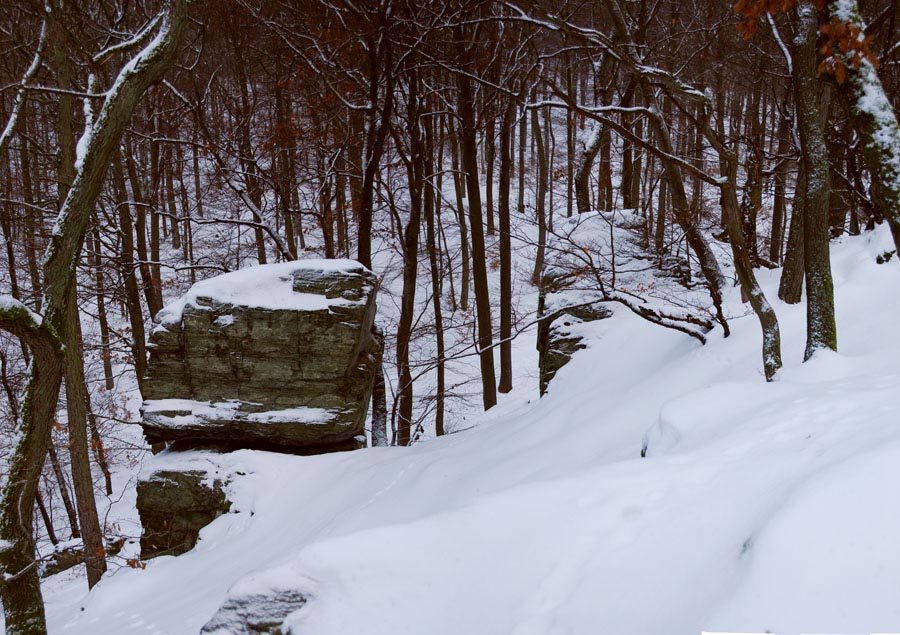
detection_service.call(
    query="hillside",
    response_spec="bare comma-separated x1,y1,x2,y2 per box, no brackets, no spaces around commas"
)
42,226,900,635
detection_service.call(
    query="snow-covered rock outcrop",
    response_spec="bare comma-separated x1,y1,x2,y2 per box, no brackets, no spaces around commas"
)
136,259,381,559
140,259,381,452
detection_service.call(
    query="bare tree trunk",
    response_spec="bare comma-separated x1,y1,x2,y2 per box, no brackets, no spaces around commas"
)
35,492,58,546
770,109,790,264
518,100,527,214
371,350,388,447
47,443,79,539
456,42,497,411
794,1,837,359
125,150,163,317
485,113,496,236
90,223,115,390
566,54,576,218
574,126,602,214
498,97,515,394
395,66,424,446
779,165,806,303
113,158,148,386
424,109,447,431
448,115,470,312
0,4,189,629
62,281,107,588
531,105,548,286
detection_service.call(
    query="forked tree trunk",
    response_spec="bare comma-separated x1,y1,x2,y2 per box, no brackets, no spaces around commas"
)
0,4,189,631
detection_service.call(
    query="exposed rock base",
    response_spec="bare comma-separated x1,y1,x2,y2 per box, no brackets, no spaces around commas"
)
137,467,230,559
537,275,612,396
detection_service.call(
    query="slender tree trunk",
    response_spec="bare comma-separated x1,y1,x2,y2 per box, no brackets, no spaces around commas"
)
485,114,496,236
62,281,107,587
90,223,115,390
371,355,388,447
113,159,148,386
395,67,423,446
47,443,79,539
531,106,548,286
498,98,515,394
35,492,58,546
125,150,163,317
424,108,447,431
779,165,806,303
518,100,527,214
770,110,790,264
456,44,497,411
448,115,470,312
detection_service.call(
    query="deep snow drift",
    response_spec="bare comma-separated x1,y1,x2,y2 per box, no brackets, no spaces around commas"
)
44,226,900,635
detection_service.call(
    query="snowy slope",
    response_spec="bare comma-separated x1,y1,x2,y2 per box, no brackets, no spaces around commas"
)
44,226,900,635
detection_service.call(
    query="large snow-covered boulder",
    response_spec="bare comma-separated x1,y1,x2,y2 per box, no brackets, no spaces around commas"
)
140,259,381,452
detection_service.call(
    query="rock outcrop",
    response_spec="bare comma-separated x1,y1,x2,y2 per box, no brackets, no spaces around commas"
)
137,466,231,559
201,587,306,635
537,280,612,396
136,260,381,561
141,259,381,452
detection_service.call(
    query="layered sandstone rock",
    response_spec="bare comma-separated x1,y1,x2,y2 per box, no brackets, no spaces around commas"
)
140,259,381,452
137,260,381,561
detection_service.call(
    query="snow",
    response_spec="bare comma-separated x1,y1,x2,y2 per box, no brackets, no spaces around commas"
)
246,408,337,425
154,259,369,326
142,399,339,427
0,294,42,326
37,226,900,635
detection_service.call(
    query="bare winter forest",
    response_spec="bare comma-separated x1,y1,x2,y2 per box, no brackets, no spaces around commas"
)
1,1,900,633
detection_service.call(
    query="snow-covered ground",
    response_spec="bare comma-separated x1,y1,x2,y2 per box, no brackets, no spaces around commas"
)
37,223,900,634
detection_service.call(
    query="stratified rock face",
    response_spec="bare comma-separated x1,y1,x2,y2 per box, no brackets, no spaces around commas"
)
140,259,381,452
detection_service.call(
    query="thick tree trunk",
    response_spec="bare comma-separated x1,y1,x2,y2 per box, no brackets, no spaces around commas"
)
0,4,189,630
794,2,838,359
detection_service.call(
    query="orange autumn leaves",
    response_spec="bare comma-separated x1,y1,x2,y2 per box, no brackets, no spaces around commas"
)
734,0,879,84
